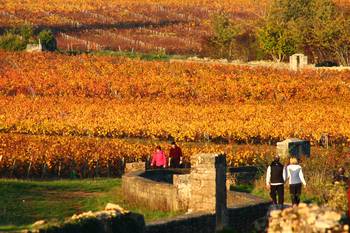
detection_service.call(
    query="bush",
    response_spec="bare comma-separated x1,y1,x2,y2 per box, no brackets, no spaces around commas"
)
0,32,26,51
315,61,339,67
0,26,57,52
324,182,348,213
38,29,57,51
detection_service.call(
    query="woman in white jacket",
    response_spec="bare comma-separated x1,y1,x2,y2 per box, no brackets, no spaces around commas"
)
286,157,306,207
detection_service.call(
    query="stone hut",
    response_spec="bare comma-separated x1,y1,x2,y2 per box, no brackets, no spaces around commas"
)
276,138,310,160
290,53,308,71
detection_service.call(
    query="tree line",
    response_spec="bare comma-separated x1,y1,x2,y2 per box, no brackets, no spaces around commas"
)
0,25,57,52
204,0,350,66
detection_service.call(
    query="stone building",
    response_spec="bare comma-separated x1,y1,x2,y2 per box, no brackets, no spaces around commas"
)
290,53,308,71
276,138,310,160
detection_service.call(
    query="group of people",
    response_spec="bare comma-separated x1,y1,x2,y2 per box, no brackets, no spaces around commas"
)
266,155,307,208
266,155,350,217
151,145,350,216
150,142,183,168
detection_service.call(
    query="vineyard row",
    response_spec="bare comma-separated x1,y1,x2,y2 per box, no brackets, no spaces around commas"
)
1,52,350,102
0,96,349,143
0,133,273,178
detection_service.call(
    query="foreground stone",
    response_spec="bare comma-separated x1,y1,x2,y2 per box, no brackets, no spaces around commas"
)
24,203,144,233
267,204,349,233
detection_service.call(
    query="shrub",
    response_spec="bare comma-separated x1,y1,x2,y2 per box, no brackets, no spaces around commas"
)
38,29,57,51
0,32,26,51
315,61,339,67
324,182,348,213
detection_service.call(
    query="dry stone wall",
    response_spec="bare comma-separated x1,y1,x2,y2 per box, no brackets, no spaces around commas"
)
266,204,349,233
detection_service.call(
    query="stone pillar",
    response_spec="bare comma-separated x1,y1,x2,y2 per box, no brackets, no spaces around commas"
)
189,153,217,212
215,154,228,231
188,153,228,230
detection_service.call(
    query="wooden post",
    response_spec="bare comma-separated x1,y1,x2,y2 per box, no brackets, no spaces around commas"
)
27,157,32,178
10,159,16,178
215,154,228,231
41,163,47,178
58,161,62,178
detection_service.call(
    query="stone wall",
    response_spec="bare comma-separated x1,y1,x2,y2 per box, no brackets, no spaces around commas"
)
267,204,349,233
145,201,271,233
122,153,227,213
122,171,187,211
125,161,145,173
26,204,145,233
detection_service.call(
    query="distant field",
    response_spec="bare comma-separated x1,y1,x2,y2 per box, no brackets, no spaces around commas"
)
1,0,348,54
0,0,267,54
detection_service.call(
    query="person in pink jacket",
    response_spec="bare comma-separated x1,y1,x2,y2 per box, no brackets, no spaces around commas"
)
151,145,167,169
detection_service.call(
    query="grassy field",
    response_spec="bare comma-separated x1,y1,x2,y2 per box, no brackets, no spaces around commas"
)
0,178,181,232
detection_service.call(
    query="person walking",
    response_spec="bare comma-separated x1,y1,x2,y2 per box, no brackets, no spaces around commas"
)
266,155,286,209
286,157,306,207
169,141,183,168
151,145,167,169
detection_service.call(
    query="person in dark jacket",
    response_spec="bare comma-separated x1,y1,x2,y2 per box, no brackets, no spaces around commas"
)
266,155,287,208
169,142,182,168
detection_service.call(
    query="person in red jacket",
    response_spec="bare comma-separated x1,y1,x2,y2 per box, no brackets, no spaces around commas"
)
151,145,166,169
169,142,183,168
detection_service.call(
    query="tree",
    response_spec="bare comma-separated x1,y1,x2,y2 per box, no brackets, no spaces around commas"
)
0,25,33,51
328,16,350,66
258,21,299,62
205,12,239,60
259,0,350,65
38,29,57,51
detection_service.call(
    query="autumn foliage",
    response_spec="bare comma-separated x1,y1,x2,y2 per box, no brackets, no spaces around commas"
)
0,52,349,177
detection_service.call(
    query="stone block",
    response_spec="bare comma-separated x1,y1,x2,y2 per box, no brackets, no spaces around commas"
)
125,162,145,173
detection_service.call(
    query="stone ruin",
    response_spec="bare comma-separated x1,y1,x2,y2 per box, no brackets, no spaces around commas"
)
123,153,229,230
276,138,310,160
266,203,349,233
290,53,308,71
122,152,349,232
26,40,43,53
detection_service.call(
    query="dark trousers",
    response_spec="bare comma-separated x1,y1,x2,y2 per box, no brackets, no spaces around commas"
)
170,159,180,168
270,184,284,205
290,183,302,205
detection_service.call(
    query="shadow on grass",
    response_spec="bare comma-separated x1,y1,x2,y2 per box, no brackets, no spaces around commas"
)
0,178,180,231
231,184,254,193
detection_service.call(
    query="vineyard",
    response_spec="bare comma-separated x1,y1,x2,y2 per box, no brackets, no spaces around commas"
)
0,133,274,178
0,52,350,177
0,0,271,54
0,0,349,55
